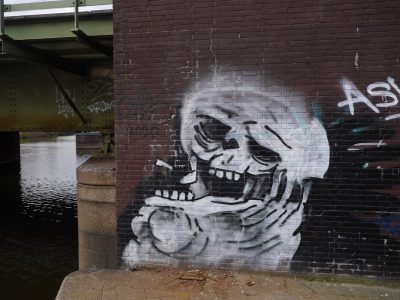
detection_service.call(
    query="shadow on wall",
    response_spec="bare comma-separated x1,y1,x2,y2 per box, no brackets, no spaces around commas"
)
294,119,400,276
293,76,400,277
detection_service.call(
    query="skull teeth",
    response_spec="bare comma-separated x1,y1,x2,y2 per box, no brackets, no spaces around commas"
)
154,189,194,201
163,190,169,198
171,190,178,200
208,168,241,181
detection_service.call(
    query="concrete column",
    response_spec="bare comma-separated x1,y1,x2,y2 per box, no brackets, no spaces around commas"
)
77,155,116,269
0,132,21,214
0,132,20,165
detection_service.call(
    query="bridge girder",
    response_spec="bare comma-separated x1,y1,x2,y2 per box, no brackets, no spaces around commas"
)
0,0,114,132
0,62,113,132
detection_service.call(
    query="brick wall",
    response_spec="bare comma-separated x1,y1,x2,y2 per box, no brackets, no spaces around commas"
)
114,0,400,277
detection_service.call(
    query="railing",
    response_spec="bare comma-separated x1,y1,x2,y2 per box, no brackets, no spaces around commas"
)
1,0,112,20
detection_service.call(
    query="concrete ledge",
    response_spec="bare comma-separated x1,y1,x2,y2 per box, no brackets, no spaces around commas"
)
77,156,116,186
56,271,102,300
78,183,116,204
56,267,400,300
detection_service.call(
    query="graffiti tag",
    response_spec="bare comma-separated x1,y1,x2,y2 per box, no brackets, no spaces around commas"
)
87,101,113,113
87,80,113,114
55,87,75,118
338,77,400,120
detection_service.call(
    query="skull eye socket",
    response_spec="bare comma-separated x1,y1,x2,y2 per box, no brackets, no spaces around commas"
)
247,136,281,165
196,115,231,142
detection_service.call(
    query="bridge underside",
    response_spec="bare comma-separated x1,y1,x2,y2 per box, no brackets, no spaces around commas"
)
0,1,114,132
0,62,113,132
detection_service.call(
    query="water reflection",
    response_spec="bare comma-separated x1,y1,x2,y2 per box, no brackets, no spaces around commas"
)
0,135,91,300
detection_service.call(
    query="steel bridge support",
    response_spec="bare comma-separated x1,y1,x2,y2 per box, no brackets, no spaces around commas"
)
0,131,20,165
0,132,21,213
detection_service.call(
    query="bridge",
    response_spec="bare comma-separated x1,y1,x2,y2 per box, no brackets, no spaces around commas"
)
0,0,113,133
0,0,116,271
2,1,400,292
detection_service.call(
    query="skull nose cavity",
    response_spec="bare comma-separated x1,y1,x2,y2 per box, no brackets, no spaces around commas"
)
222,138,239,150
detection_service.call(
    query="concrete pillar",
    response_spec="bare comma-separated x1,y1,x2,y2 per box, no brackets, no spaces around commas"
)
0,132,20,165
0,132,21,213
77,155,116,269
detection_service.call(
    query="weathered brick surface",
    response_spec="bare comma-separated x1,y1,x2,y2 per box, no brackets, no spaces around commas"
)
114,0,400,277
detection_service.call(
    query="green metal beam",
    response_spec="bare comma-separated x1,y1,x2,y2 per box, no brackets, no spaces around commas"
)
0,34,87,76
0,1,114,132
72,29,113,58
29,39,112,51
69,0,112,58
0,62,114,132
4,17,112,40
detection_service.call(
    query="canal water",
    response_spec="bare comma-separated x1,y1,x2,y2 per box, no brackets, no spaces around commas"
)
0,135,91,300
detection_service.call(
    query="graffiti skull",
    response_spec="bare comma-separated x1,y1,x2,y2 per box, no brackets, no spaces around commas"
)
180,75,329,202
122,72,330,270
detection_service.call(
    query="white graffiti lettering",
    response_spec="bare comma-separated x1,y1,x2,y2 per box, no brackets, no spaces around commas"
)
338,78,380,115
87,100,113,113
55,80,113,118
338,77,400,120
55,87,75,118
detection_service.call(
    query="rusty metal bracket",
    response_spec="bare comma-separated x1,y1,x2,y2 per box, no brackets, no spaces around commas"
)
0,34,87,76
45,68,88,125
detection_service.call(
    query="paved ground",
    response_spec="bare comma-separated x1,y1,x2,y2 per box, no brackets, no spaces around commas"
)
56,267,400,300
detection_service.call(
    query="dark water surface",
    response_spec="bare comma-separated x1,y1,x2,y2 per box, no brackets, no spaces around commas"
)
0,136,91,300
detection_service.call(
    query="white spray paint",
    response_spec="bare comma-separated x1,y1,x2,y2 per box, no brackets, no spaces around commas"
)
55,87,75,118
338,76,400,120
355,52,359,69
55,80,113,117
87,101,113,113
122,71,330,270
